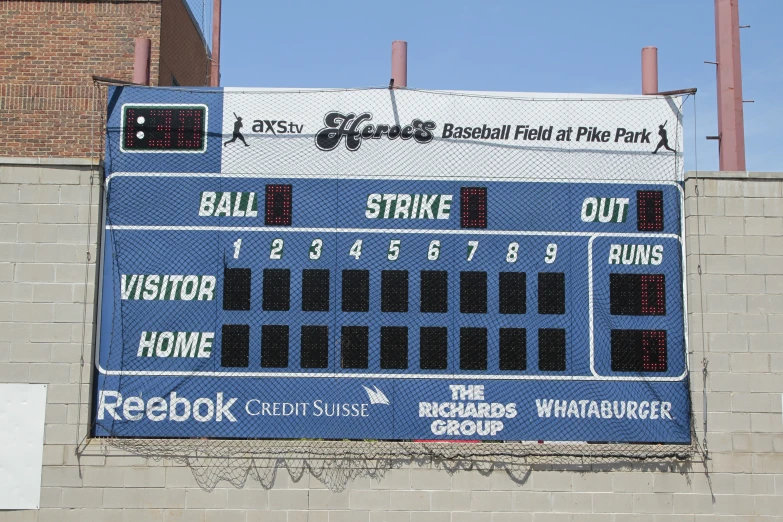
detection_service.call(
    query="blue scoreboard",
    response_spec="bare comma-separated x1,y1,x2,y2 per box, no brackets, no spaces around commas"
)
94,86,691,444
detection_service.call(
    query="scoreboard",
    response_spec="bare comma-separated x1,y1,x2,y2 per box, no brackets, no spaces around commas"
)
94,86,691,444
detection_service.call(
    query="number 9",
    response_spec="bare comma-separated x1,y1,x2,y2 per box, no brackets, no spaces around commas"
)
545,243,557,264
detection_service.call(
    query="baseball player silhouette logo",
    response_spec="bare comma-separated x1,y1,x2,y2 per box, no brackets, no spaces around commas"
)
652,121,675,154
224,113,250,147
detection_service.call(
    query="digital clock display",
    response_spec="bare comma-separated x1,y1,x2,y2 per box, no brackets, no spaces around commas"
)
121,105,206,152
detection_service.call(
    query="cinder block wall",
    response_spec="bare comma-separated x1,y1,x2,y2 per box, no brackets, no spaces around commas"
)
1,161,781,520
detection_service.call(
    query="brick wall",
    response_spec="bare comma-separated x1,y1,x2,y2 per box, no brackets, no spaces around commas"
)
0,164,782,520
159,0,211,87
0,1,162,86
0,0,209,158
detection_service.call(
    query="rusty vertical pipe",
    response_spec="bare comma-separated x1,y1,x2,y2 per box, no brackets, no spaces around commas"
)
133,38,151,85
641,47,658,95
715,0,746,171
210,0,222,87
391,40,407,88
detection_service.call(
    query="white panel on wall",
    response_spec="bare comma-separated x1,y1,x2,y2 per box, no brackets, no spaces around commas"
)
0,384,47,510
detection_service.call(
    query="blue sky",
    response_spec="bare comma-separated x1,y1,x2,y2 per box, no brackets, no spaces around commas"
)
217,1,783,172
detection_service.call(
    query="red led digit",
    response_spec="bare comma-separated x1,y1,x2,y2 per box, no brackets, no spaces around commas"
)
177,110,202,148
611,329,667,372
610,273,666,316
460,187,487,229
265,184,292,226
125,108,136,148
637,190,664,231
641,330,667,372
640,274,666,315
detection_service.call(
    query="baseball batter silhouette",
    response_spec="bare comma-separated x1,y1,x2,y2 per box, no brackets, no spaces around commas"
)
224,113,249,147
652,121,675,154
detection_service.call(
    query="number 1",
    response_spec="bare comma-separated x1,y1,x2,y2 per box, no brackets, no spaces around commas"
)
233,238,242,259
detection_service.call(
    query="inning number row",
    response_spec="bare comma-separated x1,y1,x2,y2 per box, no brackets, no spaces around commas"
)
233,238,560,263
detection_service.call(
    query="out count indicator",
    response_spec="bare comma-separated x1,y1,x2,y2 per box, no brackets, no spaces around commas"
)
122,105,206,152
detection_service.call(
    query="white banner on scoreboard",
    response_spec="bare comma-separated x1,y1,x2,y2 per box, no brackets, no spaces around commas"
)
221,88,684,182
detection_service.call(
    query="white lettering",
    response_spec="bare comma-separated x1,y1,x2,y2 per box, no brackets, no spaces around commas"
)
436,195,453,219
199,192,216,216
215,192,231,216
137,331,156,357
180,275,198,300
97,390,122,420
142,274,160,300
365,194,382,218
193,398,214,422
651,245,664,265
394,194,412,219
156,331,174,357
581,197,598,222
198,276,216,301
197,332,214,358
608,244,621,264
174,332,198,358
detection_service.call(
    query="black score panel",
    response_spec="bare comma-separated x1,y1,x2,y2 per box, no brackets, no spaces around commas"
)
265,184,292,226
538,272,565,315
381,271,409,312
223,267,251,311
460,187,487,228
381,326,408,369
302,269,330,312
300,325,329,369
420,271,448,313
122,106,206,151
341,326,369,369
610,274,666,316
263,269,290,311
611,329,667,372
460,271,487,314
460,327,488,370
221,324,249,368
420,327,448,370
637,190,664,231
539,328,566,371
261,325,289,368
499,328,526,371
342,270,370,312
499,272,526,314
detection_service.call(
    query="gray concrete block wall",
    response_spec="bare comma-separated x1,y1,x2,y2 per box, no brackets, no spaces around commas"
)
1,161,782,521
